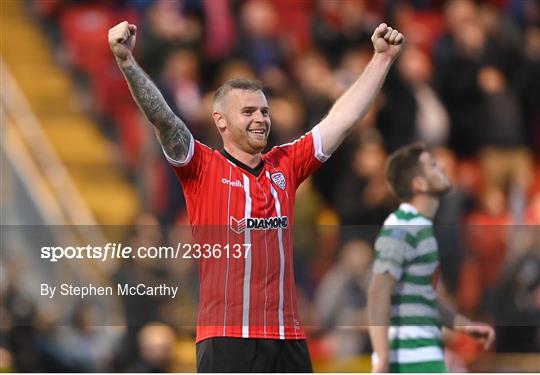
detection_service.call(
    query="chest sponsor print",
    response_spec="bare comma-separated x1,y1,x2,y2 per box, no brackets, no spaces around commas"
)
230,216,289,234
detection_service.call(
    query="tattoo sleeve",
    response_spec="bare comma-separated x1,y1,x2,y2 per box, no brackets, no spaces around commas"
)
121,61,191,162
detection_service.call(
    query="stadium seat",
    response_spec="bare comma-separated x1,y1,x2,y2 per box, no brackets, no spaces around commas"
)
60,4,114,75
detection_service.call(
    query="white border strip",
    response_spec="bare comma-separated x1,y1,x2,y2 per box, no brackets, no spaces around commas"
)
161,134,195,167
312,125,331,162
266,171,285,339
241,173,252,338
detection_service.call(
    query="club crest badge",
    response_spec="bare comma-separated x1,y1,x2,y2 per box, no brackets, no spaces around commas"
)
271,172,286,190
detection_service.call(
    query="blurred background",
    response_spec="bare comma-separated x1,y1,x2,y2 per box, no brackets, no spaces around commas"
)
1,0,539,372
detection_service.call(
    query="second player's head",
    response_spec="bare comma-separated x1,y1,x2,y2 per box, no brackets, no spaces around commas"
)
385,143,451,202
212,78,271,154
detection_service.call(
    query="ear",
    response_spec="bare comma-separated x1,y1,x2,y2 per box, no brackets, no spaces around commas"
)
212,111,226,132
411,175,428,194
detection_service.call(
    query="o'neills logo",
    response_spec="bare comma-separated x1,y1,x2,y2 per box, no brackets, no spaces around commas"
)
221,178,242,187
230,216,288,234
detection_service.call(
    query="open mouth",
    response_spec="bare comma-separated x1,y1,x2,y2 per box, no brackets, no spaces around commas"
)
248,129,266,135
248,129,266,140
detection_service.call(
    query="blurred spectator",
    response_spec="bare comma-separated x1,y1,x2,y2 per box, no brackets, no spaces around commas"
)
267,92,306,145
433,0,491,156
389,1,445,52
160,49,205,133
477,65,525,148
235,0,292,94
201,0,236,62
313,240,373,358
294,51,343,201
477,3,522,81
293,176,326,293
53,302,122,371
377,45,449,151
333,128,396,227
459,186,512,316
400,46,450,147
272,0,313,56
493,228,540,352
506,0,540,28
236,0,284,74
139,0,202,81
213,59,257,85
295,51,341,129
113,213,175,366
311,0,375,66
476,59,533,221
433,147,472,293
334,47,372,90
516,26,540,152
128,323,177,372
3,281,41,372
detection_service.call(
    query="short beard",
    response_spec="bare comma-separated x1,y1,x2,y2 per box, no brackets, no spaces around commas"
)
430,183,452,197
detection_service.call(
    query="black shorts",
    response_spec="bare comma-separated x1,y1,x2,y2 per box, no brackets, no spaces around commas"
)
196,337,313,373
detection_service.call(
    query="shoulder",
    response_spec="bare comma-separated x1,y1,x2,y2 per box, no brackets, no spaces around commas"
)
263,144,288,161
377,211,419,252
264,128,321,160
195,140,215,154
384,210,432,233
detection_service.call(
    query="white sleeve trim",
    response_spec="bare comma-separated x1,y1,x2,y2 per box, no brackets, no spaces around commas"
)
312,125,331,162
161,134,195,167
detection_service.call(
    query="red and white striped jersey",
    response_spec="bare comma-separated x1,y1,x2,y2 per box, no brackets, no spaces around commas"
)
164,126,329,343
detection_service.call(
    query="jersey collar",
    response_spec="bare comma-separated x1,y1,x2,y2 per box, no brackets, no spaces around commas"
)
220,149,264,177
399,203,433,222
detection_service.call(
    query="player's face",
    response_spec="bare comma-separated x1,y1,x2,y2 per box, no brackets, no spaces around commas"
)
418,151,452,196
221,89,271,154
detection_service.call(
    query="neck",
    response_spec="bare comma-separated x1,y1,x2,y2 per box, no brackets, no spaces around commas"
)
223,143,262,168
407,194,440,219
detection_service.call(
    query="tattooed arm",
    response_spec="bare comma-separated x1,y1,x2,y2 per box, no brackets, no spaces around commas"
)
119,57,192,161
108,21,191,161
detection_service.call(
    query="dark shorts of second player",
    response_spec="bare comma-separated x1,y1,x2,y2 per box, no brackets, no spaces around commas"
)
196,336,313,373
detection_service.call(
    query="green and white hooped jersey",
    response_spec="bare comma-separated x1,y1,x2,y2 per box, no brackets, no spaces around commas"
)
373,203,447,373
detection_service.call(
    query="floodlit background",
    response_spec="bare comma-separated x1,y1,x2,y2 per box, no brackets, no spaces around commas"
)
1,0,539,372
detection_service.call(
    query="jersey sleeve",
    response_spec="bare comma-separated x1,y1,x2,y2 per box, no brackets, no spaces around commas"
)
275,125,331,187
161,135,212,194
373,227,409,281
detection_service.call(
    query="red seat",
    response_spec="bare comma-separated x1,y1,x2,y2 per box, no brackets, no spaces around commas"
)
60,5,139,75
113,104,146,168
91,66,132,117
60,4,114,75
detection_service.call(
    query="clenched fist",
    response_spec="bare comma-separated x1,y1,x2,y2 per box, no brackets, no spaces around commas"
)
371,23,404,61
108,21,137,62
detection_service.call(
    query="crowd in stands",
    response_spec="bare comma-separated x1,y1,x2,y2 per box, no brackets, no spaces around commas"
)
1,0,539,372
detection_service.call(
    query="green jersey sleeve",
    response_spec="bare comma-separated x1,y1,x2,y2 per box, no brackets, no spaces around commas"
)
373,227,411,280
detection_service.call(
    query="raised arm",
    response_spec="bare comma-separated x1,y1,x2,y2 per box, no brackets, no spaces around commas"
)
108,21,191,162
317,23,404,155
